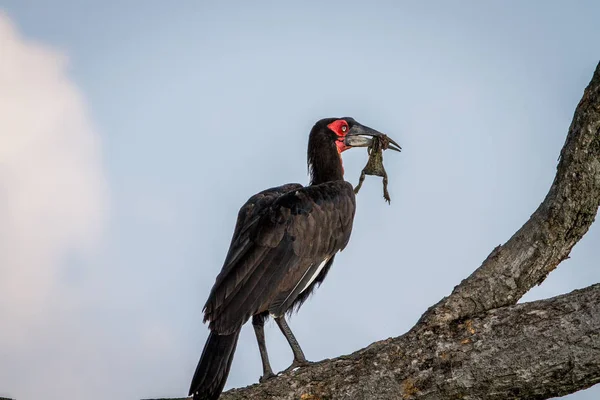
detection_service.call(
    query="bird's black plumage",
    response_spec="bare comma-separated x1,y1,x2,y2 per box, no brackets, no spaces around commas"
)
203,180,355,334
189,117,393,400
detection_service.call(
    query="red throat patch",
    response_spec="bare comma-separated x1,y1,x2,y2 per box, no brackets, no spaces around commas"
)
335,140,350,153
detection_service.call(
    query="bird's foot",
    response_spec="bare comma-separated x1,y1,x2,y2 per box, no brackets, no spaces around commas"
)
282,358,312,374
259,371,277,383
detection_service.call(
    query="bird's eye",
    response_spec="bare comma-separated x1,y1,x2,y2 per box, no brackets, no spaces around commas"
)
341,125,347,132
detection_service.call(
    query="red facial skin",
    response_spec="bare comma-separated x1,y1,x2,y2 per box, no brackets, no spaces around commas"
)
327,119,351,175
327,119,350,153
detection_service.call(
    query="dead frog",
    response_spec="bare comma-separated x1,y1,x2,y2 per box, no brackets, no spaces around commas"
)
353,134,400,203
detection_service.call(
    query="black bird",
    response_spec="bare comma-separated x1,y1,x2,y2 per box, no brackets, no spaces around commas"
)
189,117,401,400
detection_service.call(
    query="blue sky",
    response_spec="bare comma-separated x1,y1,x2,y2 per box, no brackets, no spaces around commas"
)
1,2,599,399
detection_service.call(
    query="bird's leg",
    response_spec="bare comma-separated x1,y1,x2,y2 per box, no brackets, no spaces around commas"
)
252,314,276,382
274,316,311,372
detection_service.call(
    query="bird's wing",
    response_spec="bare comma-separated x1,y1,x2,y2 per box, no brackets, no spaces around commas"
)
203,181,356,334
267,254,336,317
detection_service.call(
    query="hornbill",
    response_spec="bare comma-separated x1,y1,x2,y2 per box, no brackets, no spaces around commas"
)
189,117,401,400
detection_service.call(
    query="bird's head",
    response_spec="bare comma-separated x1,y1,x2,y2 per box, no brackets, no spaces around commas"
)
308,117,401,184
309,117,401,154
308,117,402,154
328,117,401,153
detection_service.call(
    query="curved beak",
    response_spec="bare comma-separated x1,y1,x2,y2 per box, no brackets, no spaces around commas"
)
344,124,402,152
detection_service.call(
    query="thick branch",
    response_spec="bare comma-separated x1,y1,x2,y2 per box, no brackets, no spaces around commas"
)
218,284,600,400
419,62,600,326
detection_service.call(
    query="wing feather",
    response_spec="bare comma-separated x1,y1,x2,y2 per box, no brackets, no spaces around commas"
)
203,181,356,334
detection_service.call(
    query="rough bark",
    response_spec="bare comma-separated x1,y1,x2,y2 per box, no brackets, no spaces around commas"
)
148,62,600,400
218,284,600,400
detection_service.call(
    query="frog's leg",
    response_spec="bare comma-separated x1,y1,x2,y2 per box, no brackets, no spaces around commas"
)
382,169,390,203
354,169,367,194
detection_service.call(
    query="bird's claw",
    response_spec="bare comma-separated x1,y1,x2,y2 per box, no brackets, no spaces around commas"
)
282,359,312,374
259,371,276,383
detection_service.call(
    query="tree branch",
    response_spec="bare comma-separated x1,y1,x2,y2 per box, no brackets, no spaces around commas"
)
418,62,600,326
219,284,600,400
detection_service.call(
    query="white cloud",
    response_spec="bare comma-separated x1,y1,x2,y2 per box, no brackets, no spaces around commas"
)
0,8,108,387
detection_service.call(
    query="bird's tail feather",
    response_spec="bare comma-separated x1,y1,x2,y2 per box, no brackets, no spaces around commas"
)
189,330,240,400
